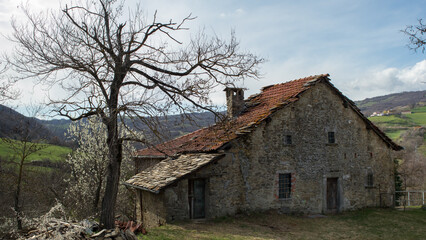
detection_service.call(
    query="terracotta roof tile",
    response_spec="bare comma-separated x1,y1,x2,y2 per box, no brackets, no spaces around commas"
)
137,74,401,156
137,74,329,156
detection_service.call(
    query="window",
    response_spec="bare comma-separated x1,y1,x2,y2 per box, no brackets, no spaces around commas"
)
278,173,292,199
367,173,374,187
284,135,292,145
328,132,335,144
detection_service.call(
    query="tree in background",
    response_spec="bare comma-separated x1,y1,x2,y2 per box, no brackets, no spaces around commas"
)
403,19,426,53
7,0,263,227
1,107,48,230
65,116,136,219
398,127,426,191
0,63,18,102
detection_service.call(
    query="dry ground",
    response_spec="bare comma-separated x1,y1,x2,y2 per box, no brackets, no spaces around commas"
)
141,208,426,240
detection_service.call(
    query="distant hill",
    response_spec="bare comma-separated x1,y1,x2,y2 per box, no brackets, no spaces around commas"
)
5,90,424,144
355,90,426,116
0,104,219,144
40,111,219,142
0,105,56,143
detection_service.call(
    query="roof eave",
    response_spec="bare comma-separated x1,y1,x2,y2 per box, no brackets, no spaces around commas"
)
134,155,167,159
122,182,160,194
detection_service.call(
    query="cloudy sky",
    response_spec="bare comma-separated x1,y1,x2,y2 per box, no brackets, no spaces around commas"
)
1,0,426,115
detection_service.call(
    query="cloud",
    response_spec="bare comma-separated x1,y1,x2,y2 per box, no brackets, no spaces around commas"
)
219,8,245,18
347,60,426,100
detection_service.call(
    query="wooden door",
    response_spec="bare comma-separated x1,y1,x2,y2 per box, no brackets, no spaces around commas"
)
327,178,338,211
189,179,205,219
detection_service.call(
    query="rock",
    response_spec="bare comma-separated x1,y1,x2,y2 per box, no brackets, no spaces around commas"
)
124,229,138,240
91,229,106,238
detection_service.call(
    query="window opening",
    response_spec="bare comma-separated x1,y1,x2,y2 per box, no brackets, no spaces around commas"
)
328,132,335,144
367,173,374,187
278,173,292,199
285,135,292,145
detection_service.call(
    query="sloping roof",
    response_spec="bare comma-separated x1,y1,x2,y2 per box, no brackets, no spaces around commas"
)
137,74,402,157
124,153,224,193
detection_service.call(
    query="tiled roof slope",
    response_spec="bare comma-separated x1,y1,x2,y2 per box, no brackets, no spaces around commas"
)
124,153,224,193
137,74,402,157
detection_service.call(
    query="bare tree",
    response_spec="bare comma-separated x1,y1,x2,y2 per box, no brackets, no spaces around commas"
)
0,63,19,102
402,18,426,53
398,128,426,191
1,106,48,230
6,0,263,228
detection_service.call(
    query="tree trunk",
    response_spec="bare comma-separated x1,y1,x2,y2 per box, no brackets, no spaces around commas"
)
15,153,25,230
94,175,103,215
100,117,122,229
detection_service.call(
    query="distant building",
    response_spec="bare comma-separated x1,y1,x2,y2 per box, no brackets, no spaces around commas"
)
125,74,402,229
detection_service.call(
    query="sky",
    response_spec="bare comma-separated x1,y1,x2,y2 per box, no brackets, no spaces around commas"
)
1,0,426,116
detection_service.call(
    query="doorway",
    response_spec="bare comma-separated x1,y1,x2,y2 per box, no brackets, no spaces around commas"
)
188,179,205,219
327,177,339,212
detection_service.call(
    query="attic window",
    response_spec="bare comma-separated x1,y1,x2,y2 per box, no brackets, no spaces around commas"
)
284,135,292,145
278,173,292,199
328,132,335,144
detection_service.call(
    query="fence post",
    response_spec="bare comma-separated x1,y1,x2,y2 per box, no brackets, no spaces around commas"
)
407,192,410,206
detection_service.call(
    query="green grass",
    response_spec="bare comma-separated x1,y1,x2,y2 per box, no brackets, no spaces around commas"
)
368,115,414,127
382,129,406,141
0,138,71,162
368,112,426,142
141,208,426,240
405,112,426,125
411,106,426,113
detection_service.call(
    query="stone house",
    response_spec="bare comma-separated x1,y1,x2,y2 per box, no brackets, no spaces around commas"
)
125,74,402,228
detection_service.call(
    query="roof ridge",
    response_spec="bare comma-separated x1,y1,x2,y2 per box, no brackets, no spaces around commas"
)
261,74,329,91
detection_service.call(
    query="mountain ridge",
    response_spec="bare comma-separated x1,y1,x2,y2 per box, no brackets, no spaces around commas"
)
354,90,426,116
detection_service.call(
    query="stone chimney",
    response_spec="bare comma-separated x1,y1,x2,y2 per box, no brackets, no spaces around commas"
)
224,87,245,119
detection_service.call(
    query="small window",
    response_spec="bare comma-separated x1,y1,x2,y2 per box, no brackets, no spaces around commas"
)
367,173,374,187
284,135,292,145
328,132,335,144
278,173,292,199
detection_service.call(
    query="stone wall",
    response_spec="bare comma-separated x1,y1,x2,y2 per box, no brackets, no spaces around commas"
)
144,81,396,226
140,191,167,229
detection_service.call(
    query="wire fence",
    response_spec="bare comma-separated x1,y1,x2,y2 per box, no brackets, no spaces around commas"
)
395,190,426,207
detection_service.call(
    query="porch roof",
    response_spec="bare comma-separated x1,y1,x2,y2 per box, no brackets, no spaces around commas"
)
124,153,224,193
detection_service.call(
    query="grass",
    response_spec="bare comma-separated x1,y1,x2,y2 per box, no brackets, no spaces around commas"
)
368,111,426,143
368,115,414,127
0,138,71,163
382,128,406,140
141,208,426,240
405,112,426,125
411,106,426,113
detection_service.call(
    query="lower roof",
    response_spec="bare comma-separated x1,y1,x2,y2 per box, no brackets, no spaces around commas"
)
124,153,224,193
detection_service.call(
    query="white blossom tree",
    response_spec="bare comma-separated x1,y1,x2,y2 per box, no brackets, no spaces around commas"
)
65,116,136,218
